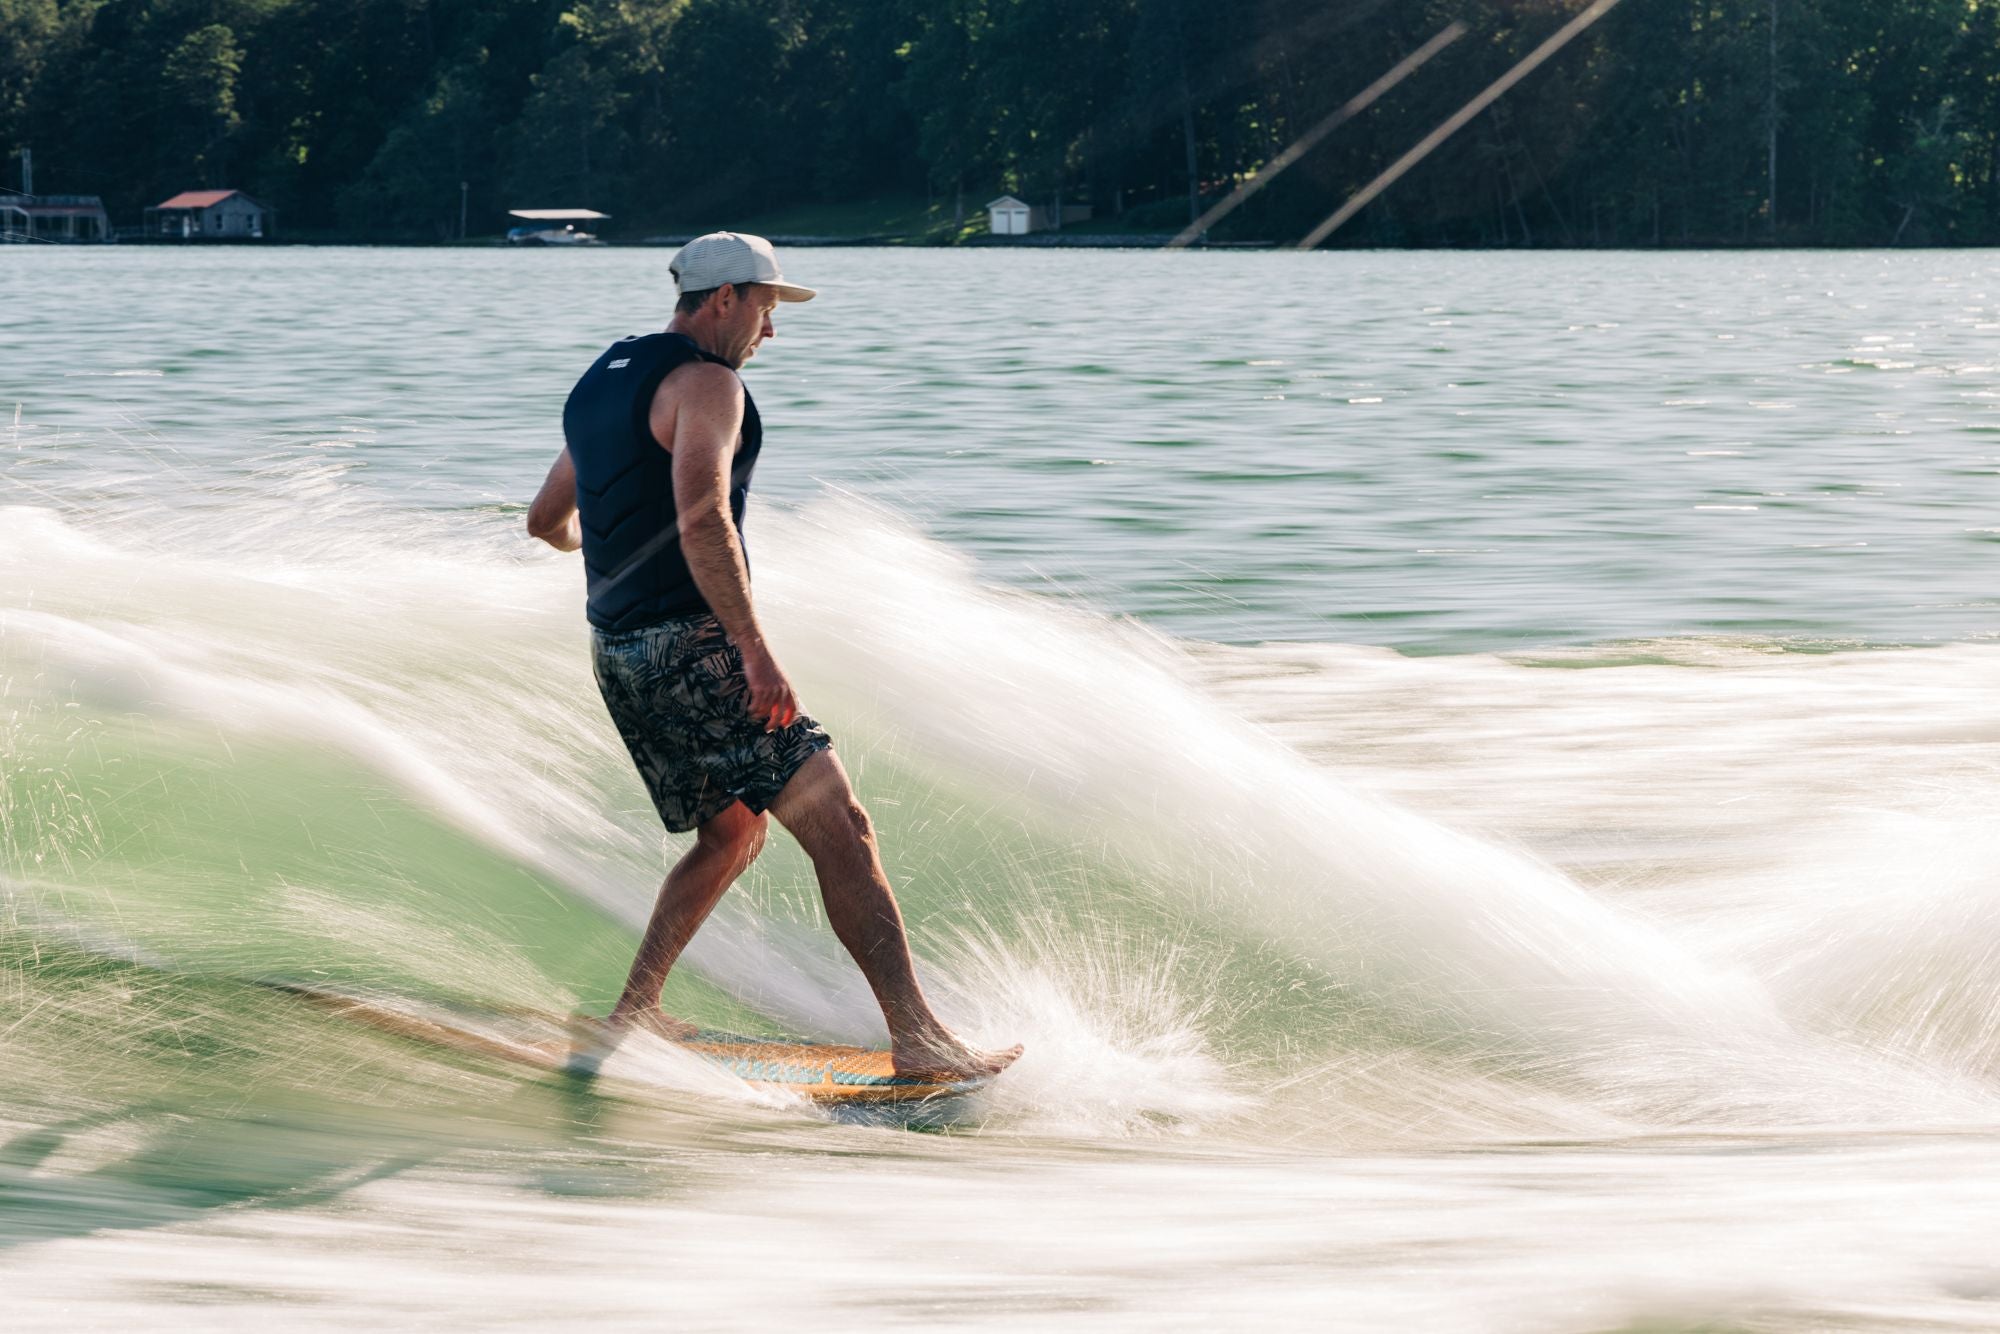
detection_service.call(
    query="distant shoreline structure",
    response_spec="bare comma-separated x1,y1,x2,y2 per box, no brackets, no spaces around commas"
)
18,234,1994,252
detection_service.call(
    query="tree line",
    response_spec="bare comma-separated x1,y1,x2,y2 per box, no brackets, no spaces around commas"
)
5,0,1998,246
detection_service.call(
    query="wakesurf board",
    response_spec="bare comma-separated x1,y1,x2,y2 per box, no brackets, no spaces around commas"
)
261,980,994,1104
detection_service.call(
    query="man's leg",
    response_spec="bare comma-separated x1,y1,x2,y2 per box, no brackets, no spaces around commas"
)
607,801,767,1032
767,749,1020,1078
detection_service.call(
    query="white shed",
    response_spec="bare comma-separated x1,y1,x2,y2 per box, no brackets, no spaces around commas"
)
987,195,1092,236
987,195,1033,235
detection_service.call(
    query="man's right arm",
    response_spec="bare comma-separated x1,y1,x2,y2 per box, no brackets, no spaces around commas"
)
659,363,799,730
526,448,582,551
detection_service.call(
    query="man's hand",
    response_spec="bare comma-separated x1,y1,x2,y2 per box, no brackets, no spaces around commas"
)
738,639,800,732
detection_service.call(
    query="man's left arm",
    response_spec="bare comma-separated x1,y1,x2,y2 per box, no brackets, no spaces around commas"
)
527,448,582,551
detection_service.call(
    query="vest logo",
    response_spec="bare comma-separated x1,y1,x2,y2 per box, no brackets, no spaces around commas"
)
608,358,631,369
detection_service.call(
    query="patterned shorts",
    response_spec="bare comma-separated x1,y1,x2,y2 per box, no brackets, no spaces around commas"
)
591,614,833,833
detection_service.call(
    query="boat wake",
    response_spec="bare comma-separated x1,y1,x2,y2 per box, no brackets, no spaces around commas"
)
4,491,2000,1144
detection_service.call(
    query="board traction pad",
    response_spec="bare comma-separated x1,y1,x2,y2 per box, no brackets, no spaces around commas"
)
679,1030,958,1088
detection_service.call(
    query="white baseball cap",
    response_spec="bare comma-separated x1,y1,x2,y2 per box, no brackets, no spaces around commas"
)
669,231,817,302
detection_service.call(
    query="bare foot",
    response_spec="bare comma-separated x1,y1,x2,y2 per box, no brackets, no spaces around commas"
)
890,1030,1023,1081
604,1007,699,1042
560,1012,616,1077
560,1009,697,1076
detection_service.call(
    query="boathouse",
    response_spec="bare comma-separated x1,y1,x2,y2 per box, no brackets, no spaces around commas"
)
0,190,112,242
146,189,275,239
505,208,608,244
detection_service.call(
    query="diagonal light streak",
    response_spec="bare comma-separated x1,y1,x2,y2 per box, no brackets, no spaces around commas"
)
1297,0,1627,250
1169,23,1467,250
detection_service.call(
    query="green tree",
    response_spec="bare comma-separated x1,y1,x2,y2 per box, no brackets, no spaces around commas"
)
159,21,243,183
17,0,2000,244
0,0,60,166
508,29,626,208
339,60,489,237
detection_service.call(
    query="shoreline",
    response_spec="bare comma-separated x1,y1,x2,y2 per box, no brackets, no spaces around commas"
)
13,234,1995,252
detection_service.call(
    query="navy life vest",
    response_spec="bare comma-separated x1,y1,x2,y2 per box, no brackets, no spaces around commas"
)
562,331,763,630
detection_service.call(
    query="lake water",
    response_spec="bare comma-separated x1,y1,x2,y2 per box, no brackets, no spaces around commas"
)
4,246,2000,1330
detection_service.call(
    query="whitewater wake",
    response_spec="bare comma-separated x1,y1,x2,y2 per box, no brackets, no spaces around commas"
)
4,488,2000,1141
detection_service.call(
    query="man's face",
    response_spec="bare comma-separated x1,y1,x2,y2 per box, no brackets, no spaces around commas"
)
720,284,779,368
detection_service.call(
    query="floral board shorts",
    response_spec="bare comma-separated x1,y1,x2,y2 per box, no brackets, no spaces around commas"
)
591,613,833,833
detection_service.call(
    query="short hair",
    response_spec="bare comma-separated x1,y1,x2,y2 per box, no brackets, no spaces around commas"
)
675,281,764,315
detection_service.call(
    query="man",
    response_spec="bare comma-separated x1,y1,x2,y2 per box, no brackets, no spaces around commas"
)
527,232,1018,1081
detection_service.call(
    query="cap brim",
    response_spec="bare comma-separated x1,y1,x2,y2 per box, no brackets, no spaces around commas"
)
768,279,817,302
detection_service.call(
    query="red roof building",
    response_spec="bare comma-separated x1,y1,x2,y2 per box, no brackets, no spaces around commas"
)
146,188,275,239
156,189,243,210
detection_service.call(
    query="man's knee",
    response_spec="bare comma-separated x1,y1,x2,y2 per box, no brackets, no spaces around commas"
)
697,804,768,867
769,751,875,861
807,796,875,867
776,784,871,862
837,798,874,849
